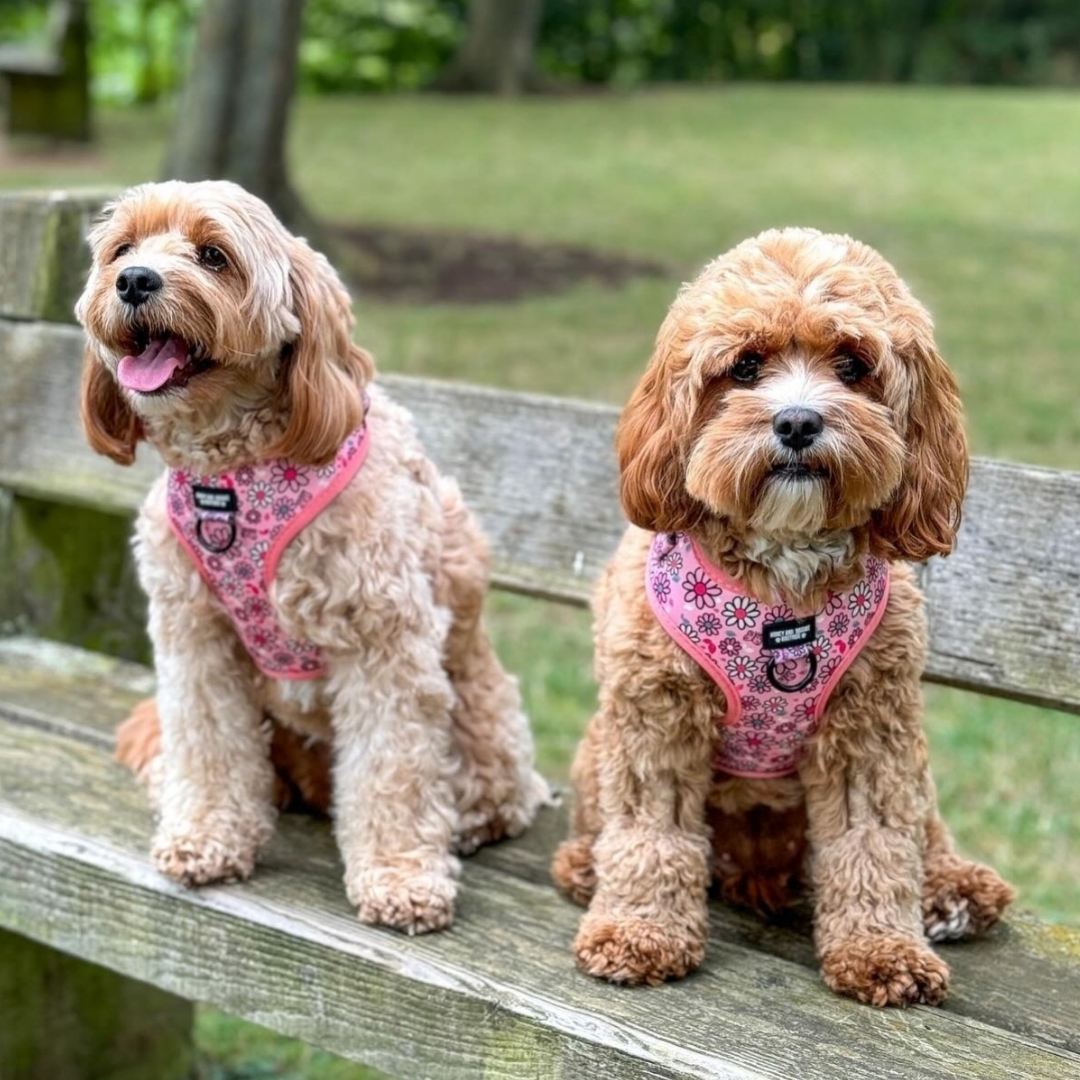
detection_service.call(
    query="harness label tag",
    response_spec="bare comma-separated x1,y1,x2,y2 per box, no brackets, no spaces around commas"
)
192,486,238,514
762,616,816,651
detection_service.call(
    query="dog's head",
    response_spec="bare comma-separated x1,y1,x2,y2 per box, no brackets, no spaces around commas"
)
617,228,967,561
76,180,372,466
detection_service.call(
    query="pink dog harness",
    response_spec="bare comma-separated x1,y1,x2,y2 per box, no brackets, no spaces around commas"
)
646,532,890,778
166,417,371,680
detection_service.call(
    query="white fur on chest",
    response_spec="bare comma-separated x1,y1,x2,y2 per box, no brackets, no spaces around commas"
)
737,531,857,598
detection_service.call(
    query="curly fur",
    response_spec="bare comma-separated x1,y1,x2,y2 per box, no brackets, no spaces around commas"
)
551,228,1013,1002
79,180,548,933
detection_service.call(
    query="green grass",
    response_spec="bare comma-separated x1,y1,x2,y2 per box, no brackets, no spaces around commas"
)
8,87,1080,463
5,84,1078,1077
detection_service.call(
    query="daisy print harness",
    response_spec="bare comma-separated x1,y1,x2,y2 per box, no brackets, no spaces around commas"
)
166,414,371,680
646,532,890,778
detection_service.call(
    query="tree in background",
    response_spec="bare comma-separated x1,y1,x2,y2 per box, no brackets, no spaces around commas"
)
437,0,547,94
164,0,316,237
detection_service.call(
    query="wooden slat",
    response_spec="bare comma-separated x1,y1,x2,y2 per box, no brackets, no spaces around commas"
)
3,318,1080,713
2,637,1079,1062
1,639,1078,1080
0,190,105,323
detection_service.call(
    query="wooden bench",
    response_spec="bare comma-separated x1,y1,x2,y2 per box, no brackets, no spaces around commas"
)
0,1,90,142
1,189,1078,1079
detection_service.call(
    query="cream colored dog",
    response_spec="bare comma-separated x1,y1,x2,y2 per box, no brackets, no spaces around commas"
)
77,180,548,933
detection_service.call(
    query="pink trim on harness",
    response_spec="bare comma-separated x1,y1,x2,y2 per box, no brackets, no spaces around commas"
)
646,532,890,778
166,417,371,680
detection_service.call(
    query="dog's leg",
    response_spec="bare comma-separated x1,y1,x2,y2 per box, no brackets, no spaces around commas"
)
328,605,461,935
132,498,277,887
116,697,330,814
551,719,602,906
436,480,549,854
803,683,950,1006
444,625,550,853
571,693,714,986
148,610,276,888
921,810,1014,941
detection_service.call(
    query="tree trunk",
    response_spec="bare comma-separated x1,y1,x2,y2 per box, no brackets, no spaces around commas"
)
437,0,547,95
163,0,316,239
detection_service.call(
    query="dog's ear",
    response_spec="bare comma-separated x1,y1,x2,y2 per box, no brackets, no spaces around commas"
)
80,349,142,465
872,315,968,561
616,322,701,533
268,240,373,467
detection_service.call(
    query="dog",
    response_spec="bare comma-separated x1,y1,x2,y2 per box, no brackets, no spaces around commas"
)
551,228,1014,1004
77,179,549,933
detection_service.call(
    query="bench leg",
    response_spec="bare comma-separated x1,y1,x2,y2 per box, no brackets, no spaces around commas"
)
0,928,194,1080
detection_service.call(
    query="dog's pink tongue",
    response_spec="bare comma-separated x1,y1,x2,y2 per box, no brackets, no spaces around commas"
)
117,336,188,393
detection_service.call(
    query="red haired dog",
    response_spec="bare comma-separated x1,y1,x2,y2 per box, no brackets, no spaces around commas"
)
77,180,548,933
552,228,1013,1005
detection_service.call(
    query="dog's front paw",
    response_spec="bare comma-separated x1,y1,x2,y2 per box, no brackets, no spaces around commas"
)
152,817,270,887
820,936,950,1007
923,858,1015,941
574,911,705,986
347,864,457,935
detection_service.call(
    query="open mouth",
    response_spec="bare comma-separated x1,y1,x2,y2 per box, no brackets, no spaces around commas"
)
117,330,215,395
771,462,827,481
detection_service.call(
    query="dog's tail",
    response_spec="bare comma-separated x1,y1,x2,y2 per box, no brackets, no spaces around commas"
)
115,697,163,782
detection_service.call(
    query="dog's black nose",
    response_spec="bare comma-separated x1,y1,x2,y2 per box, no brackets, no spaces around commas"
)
773,407,823,452
115,266,163,307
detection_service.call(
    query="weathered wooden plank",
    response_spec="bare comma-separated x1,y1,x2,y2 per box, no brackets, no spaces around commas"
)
0,191,104,322
3,318,1080,713
3,715,1080,1080
2,635,1079,1063
0,927,195,1080
0,493,149,661
0,319,624,599
0,635,153,745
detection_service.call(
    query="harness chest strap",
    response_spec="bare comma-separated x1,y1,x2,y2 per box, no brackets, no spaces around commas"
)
166,418,371,680
645,532,890,778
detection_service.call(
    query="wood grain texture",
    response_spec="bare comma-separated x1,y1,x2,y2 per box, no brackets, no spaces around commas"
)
0,190,104,322
0,927,194,1080
2,318,1080,713
0,493,150,661
2,732,1078,1080
1,636,1079,1071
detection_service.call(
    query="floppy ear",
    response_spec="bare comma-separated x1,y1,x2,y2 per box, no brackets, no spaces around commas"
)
80,349,142,465
616,323,701,533
871,321,968,561
267,240,374,467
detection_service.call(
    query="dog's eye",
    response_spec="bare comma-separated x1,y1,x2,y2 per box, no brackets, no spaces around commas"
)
197,245,228,272
113,243,133,261
731,352,764,384
835,353,870,384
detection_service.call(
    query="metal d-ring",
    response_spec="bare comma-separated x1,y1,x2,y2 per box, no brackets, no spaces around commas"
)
766,651,817,693
195,516,237,554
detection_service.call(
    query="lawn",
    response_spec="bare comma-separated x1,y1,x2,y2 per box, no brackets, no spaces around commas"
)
4,83,1078,1077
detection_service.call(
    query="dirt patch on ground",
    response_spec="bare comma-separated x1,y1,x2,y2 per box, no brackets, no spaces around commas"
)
336,223,667,304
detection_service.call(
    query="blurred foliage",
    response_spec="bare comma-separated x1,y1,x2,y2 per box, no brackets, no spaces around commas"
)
3,0,1079,99
540,0,1080,87
300,0,464,92
0,0,198,104
90,0,199,105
